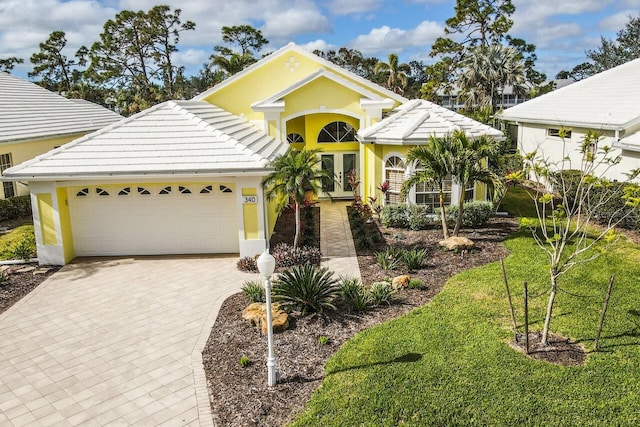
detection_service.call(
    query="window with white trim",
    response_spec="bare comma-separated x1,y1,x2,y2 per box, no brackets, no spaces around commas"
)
548,128,572,139
0,153,15,198
287,133,304,144
318,121,356,143
414,174,453,211
384,156,405,204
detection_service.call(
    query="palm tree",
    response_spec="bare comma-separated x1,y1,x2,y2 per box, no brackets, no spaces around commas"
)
449,131,504,235
262,148,334,248
210,51,255,77
401,135,453,239
458,44,525,113
374,53,411,94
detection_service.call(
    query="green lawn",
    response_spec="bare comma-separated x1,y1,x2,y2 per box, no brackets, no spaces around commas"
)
292,228,640,425
0,224,35,260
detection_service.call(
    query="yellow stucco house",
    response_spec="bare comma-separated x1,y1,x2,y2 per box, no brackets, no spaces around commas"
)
0,71,122,199
3,43,502,265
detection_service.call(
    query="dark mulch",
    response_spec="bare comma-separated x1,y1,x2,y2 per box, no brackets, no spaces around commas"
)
0,265,61,315
202,213,520,426
511,332,587,365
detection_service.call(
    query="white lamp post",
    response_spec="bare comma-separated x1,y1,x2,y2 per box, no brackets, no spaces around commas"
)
256,250,278,387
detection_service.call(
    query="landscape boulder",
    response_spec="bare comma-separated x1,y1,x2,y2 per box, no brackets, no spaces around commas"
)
242,302,289,334
439,236,475,251
391,275,411,290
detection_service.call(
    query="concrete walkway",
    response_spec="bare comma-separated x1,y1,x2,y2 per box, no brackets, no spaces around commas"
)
0,257,255,426
319,201,361,279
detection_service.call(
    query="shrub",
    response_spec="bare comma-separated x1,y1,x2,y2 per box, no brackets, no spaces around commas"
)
348,207,384,250
239,356,251,368
272,243,322,268
0,195,32,222
237,256,258,273
407,204,433,230
241,281,265,303
11,233,35,261
381,204,409,228
318,336,330,345
408,278,426,289
272,265,339,315
369,282,395,306
442,201,495,228
339,277,370,312
402,248,429,271
375,248,402,270
0,268,13,286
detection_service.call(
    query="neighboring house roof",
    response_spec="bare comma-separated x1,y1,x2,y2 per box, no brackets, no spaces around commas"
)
357,99,504,145
500,58,640,130
0,72,122,144
194,42,407,104
3,100,288,180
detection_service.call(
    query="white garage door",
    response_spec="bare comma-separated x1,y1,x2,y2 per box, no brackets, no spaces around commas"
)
68,183,239,256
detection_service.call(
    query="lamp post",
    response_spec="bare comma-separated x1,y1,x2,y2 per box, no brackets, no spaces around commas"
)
256,250,278,387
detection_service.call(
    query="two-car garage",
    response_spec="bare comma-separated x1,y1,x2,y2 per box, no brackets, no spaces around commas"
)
67,183,239,256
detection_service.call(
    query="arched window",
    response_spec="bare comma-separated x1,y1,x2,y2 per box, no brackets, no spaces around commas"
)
384,156,405,204
318,121,356,143
287,133,304,143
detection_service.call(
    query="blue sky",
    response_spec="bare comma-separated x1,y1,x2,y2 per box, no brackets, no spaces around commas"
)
1,0,639,81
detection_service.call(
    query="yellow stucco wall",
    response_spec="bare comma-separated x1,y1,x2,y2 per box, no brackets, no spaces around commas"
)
57,188,75,263
36,193,56,245
242,188,259,240
0,133,86,198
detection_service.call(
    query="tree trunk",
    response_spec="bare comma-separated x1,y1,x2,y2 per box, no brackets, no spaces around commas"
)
541,270,558,345
293,202,301,248
439,190,449,239
453,188,465,236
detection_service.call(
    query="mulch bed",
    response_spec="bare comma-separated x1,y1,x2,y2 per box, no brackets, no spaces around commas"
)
511,332,587,365
202,213,521,426
0,265,61,315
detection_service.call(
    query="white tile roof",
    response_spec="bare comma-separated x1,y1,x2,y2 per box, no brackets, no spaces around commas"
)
500,58,640,130
3,100,288,180
357,99,504,144
0,72,122,143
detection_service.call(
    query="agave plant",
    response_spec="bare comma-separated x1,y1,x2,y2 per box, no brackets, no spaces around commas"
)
272,265,339,315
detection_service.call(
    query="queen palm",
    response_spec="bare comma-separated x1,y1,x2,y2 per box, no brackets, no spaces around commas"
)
401,135,453,239
262,148,334,248
449,130,504,235
374,53,411,94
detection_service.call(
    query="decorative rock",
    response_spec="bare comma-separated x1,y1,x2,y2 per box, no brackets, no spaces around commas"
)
391,275,411,290
242,302,289,334
14,266,36,273
439,236,475,251
33,268,51,275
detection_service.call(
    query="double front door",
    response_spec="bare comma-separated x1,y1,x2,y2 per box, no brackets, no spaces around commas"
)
320,152,358,198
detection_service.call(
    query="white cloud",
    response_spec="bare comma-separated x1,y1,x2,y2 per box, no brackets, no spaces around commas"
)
598,10,638,31
531,22,583,49
173,49,209,67
350,20,444,55
512,0,613,32
326,0,382,15
300,39,336,53
261,6,331,39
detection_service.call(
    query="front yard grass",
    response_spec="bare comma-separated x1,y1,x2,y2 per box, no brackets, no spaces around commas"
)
0,224,35,260
292,229,640,426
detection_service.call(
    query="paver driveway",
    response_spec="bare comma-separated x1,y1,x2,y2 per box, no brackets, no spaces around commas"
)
0,256,255,426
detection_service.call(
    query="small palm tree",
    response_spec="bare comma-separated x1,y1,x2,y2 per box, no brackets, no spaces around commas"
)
262,148,334,247
210,51,255,76
374,53,411,94
449,131,504,235
401,135,454,239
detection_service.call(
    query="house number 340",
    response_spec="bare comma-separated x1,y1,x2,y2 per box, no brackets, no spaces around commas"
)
243,196,258,204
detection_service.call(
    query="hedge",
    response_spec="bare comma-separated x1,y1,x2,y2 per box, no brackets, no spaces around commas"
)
0,195,32,222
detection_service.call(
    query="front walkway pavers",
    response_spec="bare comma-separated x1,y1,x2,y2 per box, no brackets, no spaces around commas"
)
320,201,361,279
0,256,254,426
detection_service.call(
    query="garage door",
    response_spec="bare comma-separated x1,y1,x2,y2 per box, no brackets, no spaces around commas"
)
68,183,239,256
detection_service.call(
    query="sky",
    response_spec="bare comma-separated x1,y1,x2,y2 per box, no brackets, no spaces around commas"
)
1,0,639,82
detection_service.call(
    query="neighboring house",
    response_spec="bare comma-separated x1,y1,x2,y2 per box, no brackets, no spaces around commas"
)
0,72,122,198
500,59,640,181
3,43,502,265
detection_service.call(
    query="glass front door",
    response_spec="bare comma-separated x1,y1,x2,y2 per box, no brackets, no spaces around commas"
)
321,152,358,198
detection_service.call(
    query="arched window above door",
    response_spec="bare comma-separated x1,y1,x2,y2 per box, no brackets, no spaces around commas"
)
287,133,304,143
384,155,406,204
318,121,356,143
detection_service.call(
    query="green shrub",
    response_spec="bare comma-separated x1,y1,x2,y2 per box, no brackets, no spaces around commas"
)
339,277,370,312
369,282,395,306
273,265,339,315
441,201,495,228
239,356,251,368
11,233,35,261
237,256,258,273
375,247,402,270
0,195,32,222
407,204,433,230
318,336,330,345
408,278,426,289
401,248,429,271
272,243,322,268
241,280,265,303
381,204,409,228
